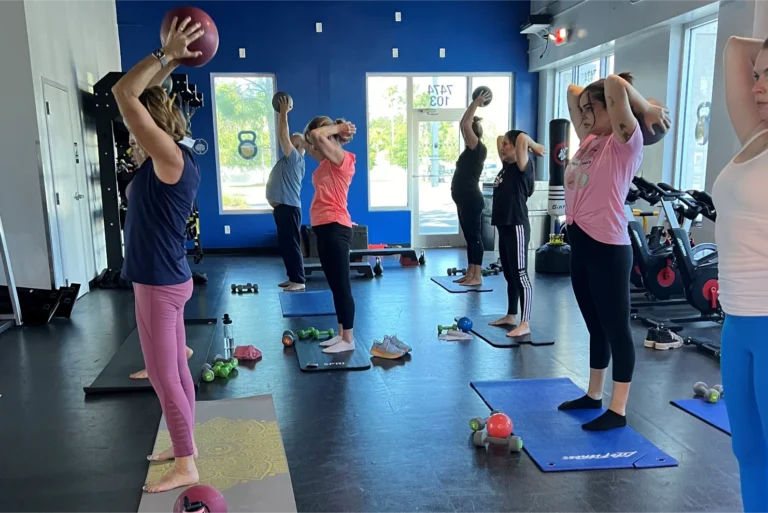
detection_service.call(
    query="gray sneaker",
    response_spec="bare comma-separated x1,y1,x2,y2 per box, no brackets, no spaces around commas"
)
386,335,411,353
370,338,406,359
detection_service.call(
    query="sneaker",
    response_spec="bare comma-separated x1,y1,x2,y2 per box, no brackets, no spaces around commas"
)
284,282,306,292
320,335,343,348
278,281,291,288
644,327,659,348
655,328,684,350
386,335,411,353
370,338,406,359
322,339,355,354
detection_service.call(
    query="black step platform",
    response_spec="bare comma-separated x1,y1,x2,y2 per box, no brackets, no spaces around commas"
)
349,248,421,266
305,262,374,279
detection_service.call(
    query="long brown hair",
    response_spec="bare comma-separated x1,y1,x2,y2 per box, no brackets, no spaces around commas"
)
138,86,187,142
580,72,635,108
303,116,353,145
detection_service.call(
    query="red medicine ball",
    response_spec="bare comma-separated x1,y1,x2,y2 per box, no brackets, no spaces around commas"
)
160,6,219,67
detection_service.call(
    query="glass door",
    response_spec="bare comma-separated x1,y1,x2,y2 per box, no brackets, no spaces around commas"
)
410,109,466,248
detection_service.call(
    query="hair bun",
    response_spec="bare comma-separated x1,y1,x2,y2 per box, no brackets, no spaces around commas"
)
618,72,634,85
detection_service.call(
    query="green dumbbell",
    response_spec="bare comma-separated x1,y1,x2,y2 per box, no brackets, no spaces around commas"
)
314,328,335,340
437,324,458,335
469,416,486,432
215,364,231,378
297,328,316,339
713,384,724,398
229,357,239,368
201,363,215,383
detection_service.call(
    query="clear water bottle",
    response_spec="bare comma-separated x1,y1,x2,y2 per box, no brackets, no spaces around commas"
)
223,313,234,357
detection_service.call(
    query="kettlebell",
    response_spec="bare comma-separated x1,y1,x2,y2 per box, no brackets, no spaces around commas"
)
237,131,258,160
695,102,711,146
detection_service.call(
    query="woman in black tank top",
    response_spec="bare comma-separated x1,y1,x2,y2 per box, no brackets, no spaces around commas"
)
451,91,491,286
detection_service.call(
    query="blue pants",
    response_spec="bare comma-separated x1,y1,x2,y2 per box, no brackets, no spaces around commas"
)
722,315,768,512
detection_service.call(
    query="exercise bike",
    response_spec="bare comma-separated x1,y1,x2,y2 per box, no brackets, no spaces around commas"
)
630,180,721,327
627,177,713,305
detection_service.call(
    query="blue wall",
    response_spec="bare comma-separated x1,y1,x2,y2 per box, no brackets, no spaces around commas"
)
116,1,537,249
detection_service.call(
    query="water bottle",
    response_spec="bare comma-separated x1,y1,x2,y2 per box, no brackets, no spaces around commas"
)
223,313,234,357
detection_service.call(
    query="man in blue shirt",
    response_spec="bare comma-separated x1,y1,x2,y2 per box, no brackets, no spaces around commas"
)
266,96,307,291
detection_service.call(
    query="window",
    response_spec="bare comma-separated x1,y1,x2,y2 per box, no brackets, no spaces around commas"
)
212,74,277,212
366,74,513,210
676,19,718,191
471,76,512,182
553,54,613,158
367,76,408,209
412,76,467,109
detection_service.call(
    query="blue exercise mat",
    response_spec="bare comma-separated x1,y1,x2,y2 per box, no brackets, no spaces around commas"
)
470,378,678,472
280,290,335,317
671,399,731,435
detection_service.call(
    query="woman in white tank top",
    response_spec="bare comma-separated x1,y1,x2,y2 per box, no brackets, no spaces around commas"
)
712,36,768,513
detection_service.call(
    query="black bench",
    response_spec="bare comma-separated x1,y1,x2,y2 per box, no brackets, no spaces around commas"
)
349,248,423,266
305,262,374,279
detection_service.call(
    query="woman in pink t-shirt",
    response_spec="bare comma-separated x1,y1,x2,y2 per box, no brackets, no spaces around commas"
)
304,117,358,354
558,73,670,431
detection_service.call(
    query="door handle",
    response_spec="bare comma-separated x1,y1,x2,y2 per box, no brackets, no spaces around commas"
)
74,193,84,201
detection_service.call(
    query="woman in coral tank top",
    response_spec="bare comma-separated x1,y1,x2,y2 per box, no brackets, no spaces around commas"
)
304,117,358,354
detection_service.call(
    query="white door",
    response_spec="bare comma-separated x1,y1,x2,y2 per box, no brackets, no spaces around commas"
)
409,108,467,248
43,82,89,295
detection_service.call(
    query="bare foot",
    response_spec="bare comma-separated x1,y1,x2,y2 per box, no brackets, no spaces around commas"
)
453,275,468,283
131,347,193,379
507,322,531,338
460,279,482,287
147,446,198,462
490,315,517,326
143,462,199,493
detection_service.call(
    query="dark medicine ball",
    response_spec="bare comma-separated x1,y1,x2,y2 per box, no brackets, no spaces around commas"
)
160,6,219,67
634,98,668,146
472,86,493,107
272,92,294,112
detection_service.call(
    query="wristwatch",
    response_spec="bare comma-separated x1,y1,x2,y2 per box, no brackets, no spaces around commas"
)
152,48,168,68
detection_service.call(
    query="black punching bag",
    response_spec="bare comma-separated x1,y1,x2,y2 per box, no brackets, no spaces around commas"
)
535,119,572,274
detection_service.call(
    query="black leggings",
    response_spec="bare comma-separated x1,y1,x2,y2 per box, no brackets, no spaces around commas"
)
456,194,484,266
568,222,635,383
273,205,305,284
314,222,355,330
498,222,532,321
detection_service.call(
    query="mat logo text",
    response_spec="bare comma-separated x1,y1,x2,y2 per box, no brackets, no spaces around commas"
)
562,451,637,460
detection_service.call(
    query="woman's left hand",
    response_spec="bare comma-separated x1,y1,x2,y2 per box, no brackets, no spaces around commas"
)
643,104,672,134
162,17,205,62
337,122,356,138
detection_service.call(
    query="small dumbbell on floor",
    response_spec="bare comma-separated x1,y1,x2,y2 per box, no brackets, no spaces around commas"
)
438,324,458,335
314,328,335,340
282,330,295,347
374,257,383,276
447,268,467,276
472,431,523,453
297,328,317,339
693,381,722,403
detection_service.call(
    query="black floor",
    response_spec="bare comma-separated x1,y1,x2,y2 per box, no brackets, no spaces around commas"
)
0,250,739,512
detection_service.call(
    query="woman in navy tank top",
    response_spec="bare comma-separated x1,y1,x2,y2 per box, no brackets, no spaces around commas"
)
112,18,204,493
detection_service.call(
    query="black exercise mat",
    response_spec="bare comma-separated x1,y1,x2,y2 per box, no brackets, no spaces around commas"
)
461,314,554,348
294,337,372,372
431,276,493,293
83,319,217,395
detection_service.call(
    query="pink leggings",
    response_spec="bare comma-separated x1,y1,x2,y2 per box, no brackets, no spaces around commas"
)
134,279,195,458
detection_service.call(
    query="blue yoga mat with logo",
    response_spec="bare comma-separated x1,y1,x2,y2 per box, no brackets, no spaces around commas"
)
671,399,731,435
470,378,678,472
280,290,335,317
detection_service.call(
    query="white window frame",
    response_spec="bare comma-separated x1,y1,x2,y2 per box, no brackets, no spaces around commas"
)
673,14,719,190
553,52,614,124
210,72,278,215
365,73,514,212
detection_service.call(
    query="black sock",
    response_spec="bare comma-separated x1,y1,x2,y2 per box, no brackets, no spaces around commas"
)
582,409,627,431
558,395,602,411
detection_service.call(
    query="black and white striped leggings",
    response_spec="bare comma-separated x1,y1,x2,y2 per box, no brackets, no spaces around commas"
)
497,221,532,321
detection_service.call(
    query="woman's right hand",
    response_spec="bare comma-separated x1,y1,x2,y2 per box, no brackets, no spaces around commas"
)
278,96,292,114
162,17,205,62
337,122,356,138
642,104,672,135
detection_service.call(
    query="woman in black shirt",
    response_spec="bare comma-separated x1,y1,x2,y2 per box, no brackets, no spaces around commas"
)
451,90,491,286
489,130,545,337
